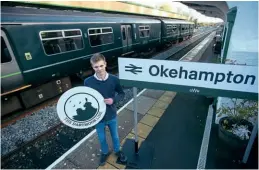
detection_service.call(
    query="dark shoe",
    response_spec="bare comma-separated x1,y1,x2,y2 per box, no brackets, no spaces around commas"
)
99,152,110,166
115,151,128,164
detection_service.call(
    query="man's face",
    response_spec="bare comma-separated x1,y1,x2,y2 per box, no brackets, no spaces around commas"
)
92,60,106,75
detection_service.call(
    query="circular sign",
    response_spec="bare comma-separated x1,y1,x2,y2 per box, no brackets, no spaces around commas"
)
57,86,106,129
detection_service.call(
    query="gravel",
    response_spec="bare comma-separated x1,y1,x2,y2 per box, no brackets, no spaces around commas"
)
1,87,143,157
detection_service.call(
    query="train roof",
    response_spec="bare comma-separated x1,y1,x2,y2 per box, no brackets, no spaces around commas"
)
1,6,162,25
161,19,194,24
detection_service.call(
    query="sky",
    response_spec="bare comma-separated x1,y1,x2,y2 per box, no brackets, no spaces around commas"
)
226,1,258,53
130,0,224,23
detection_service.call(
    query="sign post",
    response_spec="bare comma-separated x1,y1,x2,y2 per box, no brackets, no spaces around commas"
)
133,87,139,153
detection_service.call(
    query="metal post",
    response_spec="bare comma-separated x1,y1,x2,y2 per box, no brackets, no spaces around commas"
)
242,118,258,163
133,87,139,154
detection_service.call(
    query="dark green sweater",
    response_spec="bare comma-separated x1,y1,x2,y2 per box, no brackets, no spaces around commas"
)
84,74,125,122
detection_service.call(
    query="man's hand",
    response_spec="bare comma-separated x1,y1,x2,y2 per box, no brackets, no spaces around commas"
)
104,98,113,105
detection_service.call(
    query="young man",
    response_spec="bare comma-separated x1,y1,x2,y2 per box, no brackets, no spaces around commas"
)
84,53,127,166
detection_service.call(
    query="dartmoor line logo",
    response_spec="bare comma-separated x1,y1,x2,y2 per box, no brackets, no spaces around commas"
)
57,87,106,129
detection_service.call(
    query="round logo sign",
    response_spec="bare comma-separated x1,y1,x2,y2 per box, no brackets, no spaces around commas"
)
57,86,106,129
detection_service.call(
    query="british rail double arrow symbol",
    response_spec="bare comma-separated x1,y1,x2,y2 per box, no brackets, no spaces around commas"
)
125,64,142,75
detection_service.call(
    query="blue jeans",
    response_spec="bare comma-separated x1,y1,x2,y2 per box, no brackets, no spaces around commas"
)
95,118,120,154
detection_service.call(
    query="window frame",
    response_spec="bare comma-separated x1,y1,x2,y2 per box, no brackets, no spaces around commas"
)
88,27,114,47
39,29,84,56
166,24,179,36
139,25,150,38
1,35,13,64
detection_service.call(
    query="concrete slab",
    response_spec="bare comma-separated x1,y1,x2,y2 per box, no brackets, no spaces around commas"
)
126,96,157,115
142,89,165,99
153,100,170,110
140,114,160,127
158,95,173,104
131,123,153,139
54,109,143,169
106,153,126,169
55,158,81,169
164,91,177,98
61,134,102,169
98,162,118,169
147,107,166,118
121,133,145,147
117,109,143,142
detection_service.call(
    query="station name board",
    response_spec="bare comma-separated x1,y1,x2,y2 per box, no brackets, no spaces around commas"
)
118,58,258,100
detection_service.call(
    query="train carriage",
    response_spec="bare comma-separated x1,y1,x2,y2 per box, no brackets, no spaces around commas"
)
160,19,181,45
1,6,164,115
1,6,161,93
160,19,194,45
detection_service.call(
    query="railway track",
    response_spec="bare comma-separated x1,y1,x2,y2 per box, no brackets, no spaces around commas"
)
1,29,215,169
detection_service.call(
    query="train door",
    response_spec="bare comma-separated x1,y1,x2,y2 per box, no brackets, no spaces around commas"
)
121,25,133,54
126,25,132,52
1,30,25,94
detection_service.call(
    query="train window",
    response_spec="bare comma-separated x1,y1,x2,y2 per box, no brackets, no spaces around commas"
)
64,30,81,37
89,35,102,46
101,33,113,44
172,25,178,33
88,27,114,47
122,27,126,40
41,31,63,39
139,26,145,30
140,30,145,38
89,29,101,34
139,25,150,38
140,31,145,38
102,28,112,33
1,37,12,63
40,29,84,55
146,30,150,37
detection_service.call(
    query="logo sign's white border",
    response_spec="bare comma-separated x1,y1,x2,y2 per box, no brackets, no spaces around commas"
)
57,86,106,129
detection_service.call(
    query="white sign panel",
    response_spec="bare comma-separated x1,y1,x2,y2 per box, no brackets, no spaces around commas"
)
118,58,258,95
57,87,106,129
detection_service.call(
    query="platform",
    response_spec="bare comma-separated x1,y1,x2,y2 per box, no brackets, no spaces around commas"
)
47,34,257,170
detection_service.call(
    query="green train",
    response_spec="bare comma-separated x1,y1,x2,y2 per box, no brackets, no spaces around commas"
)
1,6,194,116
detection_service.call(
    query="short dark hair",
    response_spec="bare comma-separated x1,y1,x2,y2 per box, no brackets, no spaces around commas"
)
90,53,106,65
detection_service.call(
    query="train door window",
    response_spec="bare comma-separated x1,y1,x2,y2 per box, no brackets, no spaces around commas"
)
122,27,126,40
88,27,114,47
40,29,84,56
127,27,132,38
1,37,12,63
